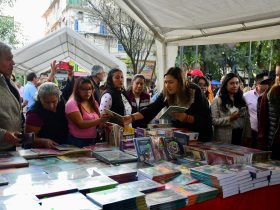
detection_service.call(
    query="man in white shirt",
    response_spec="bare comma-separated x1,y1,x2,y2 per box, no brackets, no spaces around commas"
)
244,72,269,147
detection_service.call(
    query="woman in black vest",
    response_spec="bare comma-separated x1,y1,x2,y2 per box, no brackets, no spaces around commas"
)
25,82,68,148
99,68,132,125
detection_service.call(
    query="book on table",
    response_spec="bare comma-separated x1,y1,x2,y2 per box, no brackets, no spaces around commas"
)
0,152,29,169
159,106,188,120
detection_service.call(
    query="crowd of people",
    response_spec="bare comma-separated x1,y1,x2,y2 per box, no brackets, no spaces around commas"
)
0,41,279,159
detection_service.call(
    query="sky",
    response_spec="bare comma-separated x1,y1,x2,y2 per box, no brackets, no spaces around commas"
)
4,0,50,45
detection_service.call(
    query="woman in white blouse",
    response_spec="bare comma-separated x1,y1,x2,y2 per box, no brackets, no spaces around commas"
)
99,68,132,125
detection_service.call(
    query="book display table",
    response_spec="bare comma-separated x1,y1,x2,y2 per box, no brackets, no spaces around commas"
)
180,184,280,210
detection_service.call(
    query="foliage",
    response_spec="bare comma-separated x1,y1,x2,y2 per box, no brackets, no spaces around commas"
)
0,0,24,48
83,0,155,74
176,40,280,83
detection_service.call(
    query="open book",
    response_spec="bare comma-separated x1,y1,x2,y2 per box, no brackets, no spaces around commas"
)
105,108,124,126
159,106,188,120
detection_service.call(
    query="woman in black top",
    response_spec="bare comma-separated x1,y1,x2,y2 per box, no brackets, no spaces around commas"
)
99,68,132,125
25,82,68,148
124,67,213,142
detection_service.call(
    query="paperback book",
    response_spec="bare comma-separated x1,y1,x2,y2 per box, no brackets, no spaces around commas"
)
93,150,137,165
159,106,188,120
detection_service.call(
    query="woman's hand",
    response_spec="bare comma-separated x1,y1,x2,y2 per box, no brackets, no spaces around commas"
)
229,111,240,121
41,138,58,149
99,113,110,123
172,113,195,123
123,115,133,125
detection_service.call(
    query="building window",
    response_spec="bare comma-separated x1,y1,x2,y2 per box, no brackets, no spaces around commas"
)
118,43,125,52
99,22,107,35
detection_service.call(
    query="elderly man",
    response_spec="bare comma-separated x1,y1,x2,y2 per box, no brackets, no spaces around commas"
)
0,42,22,151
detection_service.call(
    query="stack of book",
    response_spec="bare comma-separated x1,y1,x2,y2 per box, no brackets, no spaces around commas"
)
247,165,270,189
92,165,137,183
219,144,271,163
30,179,78,199
92,150,137,165
117,179,165,194
0,152,29,169
190,165,239,198
40,192,101,210
219,164,254,193
86,187,147,210
137,165,181,183
0,194,41,210
145,189,187,210
254,161,280,186
175,183,218,205
165,174,198,189
69,175,118,193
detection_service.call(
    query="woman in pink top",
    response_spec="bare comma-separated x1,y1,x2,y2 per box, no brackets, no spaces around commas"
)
65,77,108,147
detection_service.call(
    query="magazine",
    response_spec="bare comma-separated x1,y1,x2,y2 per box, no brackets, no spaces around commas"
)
104,108,124,126
159,106,188,120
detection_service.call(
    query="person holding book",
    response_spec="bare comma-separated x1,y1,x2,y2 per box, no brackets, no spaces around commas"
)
99,68,132,125
124,67,213,142
211,73,251,146
65,77,108,148
126,74,150,128
25,82,68,148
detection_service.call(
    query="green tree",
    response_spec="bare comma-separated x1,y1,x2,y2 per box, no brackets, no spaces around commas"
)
0,0,24,48
83,0,155,74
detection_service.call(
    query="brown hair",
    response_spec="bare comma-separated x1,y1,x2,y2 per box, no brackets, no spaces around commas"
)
163,67,192,106
73,77,100,116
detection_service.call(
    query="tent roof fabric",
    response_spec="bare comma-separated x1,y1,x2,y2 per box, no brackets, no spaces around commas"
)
115,0,280,45
13,27,126,74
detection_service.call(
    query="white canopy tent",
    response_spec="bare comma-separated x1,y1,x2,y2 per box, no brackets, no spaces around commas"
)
115,0,280,89
13,27,127,76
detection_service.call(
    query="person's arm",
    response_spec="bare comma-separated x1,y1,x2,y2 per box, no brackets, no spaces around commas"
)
67,112,107,129
99,93,112,115
211,97,240,126
140,93,166,121
0,128,21,146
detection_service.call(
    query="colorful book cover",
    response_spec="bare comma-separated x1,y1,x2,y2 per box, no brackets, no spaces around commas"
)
151,137,169,161
134,137,156,163
145,189,187,208
191,165,237,180
165,174,198,188
163,137,185,160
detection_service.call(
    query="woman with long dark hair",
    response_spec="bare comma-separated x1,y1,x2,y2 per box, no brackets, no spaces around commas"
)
99,68,132,124
211,72,251,145
65,77,108,147
124,67,212,142
193,76,210,104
